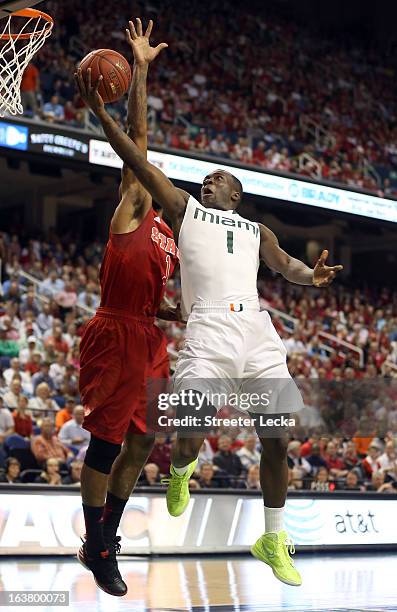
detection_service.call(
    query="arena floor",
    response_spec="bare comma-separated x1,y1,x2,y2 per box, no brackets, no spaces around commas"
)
3,552,396,611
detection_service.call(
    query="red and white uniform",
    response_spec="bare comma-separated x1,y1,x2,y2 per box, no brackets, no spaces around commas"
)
80,209,178,444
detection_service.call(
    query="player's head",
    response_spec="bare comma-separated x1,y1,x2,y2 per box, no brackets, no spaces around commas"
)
200,170,243,210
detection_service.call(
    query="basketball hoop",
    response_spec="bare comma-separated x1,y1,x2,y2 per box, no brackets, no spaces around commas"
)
0,8,53,117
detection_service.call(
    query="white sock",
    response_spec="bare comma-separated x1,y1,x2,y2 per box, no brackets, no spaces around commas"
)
264,506,284,533
173,464,189,476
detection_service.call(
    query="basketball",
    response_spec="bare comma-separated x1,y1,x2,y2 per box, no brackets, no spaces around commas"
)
79,49,132,104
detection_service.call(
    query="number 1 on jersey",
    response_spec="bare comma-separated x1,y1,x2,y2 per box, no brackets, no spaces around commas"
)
226,230,234,254
162,254,171,285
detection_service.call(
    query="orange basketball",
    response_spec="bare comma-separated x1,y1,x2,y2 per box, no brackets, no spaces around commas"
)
79,49,132,104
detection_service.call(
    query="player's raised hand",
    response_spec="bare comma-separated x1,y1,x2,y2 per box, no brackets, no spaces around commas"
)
74,68,105,116
126,18,168,66
313,250,343,287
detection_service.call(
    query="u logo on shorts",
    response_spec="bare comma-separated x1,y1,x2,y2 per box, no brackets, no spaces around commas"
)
230,303,243,312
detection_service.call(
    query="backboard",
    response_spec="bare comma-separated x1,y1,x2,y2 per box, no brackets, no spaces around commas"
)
0,1,43,18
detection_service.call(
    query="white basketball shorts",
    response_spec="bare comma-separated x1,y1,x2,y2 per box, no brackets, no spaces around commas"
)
173,302,303,415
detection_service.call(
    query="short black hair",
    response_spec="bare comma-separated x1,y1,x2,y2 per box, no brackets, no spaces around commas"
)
5,457,20,470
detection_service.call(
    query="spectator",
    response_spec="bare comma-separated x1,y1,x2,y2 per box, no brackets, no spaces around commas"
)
0,457,21,483
288,466,304,490
197,439,214,467
62,460,83,485
209,134,229,157
141,463,160,486
198,463,222,489
365,470,394,493
237,434,260,470
78,284,100,310
12,395,33,439
58,405,90,449
49,352,67,390
40,271,64,298
55,281,77,312
44,324,69,358
341,470,364,491
324,442,347,478
311,467,335,491
343,441,359,470
3,358,32,392
37,303,54,334
147,434,171,476
20,62,40,117
3,379,24,410
19,336,44,366
31,361,56,394
42,95,65,123
306,443,328,475
0,396,14,441
361,443,382,479
28,382,60,418
284,331,306,354
287,441,312,479
378,441,397,479
31,417,71,465
213,435,243,480
54,396,75,429
245,464,261,490
59,364,79,397
34,457,62,485
0,326,19,359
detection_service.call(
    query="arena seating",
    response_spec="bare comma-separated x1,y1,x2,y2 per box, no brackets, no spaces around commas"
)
0,230,396,490
10,0,396,196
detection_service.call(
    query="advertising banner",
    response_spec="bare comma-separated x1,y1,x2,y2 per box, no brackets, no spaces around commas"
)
89,139,397,224
0,490,396,555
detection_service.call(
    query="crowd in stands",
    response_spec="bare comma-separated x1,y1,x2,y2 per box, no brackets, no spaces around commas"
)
11,0,397,196
0,228,396,491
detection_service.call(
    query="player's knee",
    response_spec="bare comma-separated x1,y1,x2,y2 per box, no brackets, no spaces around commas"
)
259,437,288,462
84,435,122,475
123,433,155,463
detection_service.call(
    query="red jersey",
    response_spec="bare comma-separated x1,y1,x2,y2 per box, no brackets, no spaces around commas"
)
99,208,178,317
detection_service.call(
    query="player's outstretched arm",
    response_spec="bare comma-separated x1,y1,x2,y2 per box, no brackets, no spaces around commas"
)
259,224,343,286
113,18,168,233
125,18,167,155
74,69,187,226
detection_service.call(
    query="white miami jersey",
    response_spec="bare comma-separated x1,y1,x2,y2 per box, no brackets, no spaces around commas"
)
178,196,260,316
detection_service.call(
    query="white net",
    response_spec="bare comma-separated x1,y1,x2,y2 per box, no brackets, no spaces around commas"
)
0,9,53,117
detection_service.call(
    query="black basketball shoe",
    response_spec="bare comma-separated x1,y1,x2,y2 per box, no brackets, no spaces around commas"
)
77,536,127,597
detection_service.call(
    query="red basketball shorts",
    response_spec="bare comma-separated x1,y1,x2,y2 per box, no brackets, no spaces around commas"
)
79,308,170,444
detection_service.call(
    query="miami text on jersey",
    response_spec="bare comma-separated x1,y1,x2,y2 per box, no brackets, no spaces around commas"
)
193,207,259,237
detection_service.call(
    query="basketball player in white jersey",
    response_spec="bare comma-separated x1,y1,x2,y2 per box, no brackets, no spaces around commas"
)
76,68,343,587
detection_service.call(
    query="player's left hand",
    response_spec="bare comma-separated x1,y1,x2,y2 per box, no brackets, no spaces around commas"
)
313,250,343,287
126,18,168,66
157,301,185,322
74,68,105,116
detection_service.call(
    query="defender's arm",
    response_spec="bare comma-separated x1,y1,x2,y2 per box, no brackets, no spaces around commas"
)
112,19,167,233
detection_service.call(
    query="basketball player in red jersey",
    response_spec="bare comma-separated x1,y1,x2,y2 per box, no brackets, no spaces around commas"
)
76,20,177,596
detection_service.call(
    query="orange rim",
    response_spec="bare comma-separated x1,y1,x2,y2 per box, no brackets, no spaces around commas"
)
0,8,53,40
